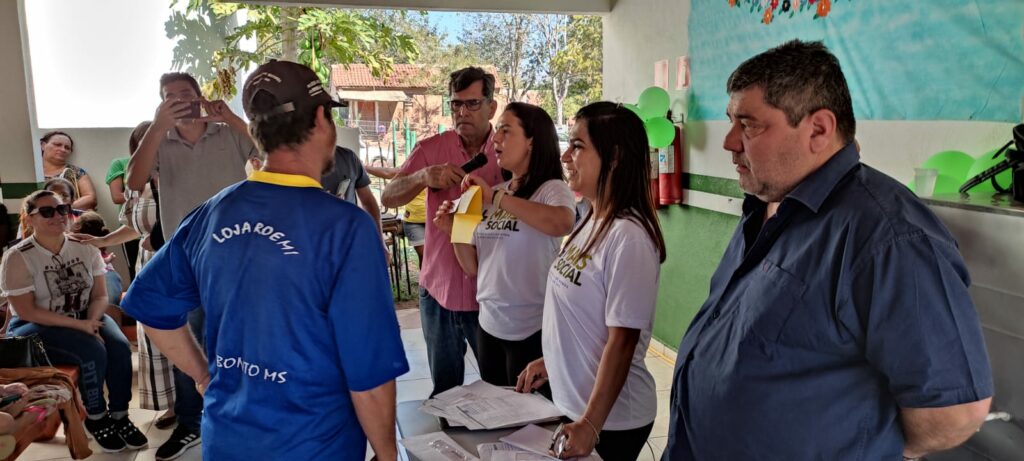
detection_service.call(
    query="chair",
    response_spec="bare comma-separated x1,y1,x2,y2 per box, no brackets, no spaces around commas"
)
382,216,413,300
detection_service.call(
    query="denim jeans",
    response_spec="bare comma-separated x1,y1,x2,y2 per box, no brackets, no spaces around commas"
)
173,308,205,431
104,270,123,307
9,314,132,416
419,288,479,397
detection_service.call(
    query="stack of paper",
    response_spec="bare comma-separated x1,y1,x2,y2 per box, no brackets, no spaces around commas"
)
499,425,603,461
419,380,563,430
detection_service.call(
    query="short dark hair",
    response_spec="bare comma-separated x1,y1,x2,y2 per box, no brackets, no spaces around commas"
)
247,91,324,154
159,72,202,99
39,131,74,151
501,103,563,199
727,40,856,144
43,177,78,202
449,67,495,100
70,211,109,237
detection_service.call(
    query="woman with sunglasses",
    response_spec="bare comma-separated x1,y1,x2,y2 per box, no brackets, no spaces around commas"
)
515,102,667,460
0,190,148,453
434,102,575,388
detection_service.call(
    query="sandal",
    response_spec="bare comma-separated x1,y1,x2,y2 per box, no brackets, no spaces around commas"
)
155,411,177,430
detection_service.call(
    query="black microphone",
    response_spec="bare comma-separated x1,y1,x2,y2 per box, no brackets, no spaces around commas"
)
461,152,489,174
430,152,488,191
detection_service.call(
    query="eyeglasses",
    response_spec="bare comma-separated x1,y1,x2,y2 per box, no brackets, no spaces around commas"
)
30,204,72,218
448,98,488,112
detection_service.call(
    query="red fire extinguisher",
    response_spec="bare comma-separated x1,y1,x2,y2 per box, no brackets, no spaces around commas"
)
659,111,684,206
650,146,662,207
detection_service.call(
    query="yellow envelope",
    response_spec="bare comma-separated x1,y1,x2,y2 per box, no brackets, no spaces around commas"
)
451,186,483,244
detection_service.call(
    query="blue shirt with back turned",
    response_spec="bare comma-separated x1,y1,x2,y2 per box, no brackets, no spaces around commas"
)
663,143,992,460
123,171,408,461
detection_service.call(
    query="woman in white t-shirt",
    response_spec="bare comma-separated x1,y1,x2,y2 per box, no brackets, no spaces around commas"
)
515,102,667,460
435,102,575,387
0,190,148,453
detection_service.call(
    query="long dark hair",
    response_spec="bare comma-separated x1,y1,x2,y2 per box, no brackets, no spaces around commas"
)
502,102,564,199
564,102,666,263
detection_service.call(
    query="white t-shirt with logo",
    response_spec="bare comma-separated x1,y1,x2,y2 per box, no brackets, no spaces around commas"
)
0,235,106,317
542,216,660,430
474,179,574,341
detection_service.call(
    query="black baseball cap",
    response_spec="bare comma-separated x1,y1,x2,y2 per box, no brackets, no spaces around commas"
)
242,60,346,121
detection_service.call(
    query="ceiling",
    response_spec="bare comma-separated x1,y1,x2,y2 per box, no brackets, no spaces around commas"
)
246,0,615,14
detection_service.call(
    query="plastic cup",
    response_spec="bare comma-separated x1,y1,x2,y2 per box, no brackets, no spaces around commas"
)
914,168,939,197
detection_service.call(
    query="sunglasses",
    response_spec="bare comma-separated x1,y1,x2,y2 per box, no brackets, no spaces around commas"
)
448,98,488,112
30,204,72,218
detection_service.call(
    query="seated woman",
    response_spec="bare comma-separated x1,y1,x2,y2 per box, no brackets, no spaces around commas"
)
516,102,667,461
434,102,574,388
39,131,96,211
0,190,148,453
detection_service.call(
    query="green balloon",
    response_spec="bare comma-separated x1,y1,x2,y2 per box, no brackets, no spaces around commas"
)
645,118,675,148
921,150,973,182
963,148,1013,194
637,87,670,120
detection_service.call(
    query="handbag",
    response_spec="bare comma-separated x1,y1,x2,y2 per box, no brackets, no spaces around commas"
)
0,334,53,368
148,178,165,251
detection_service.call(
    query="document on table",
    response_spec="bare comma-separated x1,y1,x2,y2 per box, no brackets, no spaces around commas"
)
478,442,550,461
400,431,479,461
419,380,563,430
499,425,603,461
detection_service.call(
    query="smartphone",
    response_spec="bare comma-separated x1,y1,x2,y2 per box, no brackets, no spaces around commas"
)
0,393,21,407
176,100,202,120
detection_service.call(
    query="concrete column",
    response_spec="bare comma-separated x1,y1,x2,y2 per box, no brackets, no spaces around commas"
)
0,0,41,215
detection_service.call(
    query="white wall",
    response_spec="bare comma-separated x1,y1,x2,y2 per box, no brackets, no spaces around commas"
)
23,0,180,129
603,0,1017,189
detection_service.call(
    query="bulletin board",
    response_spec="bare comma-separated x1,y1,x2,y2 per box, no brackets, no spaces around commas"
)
688,0,1024,122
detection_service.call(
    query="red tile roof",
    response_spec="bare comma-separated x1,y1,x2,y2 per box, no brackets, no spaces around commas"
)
331,64,503,91
330,64,432,90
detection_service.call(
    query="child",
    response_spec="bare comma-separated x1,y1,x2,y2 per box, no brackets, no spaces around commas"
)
70,212,122,307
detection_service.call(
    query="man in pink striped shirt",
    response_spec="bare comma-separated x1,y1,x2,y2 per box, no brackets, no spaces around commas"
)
382,67,504,396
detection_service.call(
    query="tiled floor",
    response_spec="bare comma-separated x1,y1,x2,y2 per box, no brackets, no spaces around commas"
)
20,309,674,460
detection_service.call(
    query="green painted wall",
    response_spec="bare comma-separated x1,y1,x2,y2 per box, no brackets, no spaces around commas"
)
653,204,740,351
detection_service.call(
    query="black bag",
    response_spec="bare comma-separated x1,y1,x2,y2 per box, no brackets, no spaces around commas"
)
0,334,52,368
149,178,166,251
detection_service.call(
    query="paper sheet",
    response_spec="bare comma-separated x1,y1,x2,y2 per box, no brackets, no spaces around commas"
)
478,442,550,461
451,186,483,244
420,380,563,430
499,425,602,461
400,431,479,461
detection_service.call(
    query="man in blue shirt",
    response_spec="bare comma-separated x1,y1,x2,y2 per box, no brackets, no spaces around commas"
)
663,40,993,460
122,60,408,461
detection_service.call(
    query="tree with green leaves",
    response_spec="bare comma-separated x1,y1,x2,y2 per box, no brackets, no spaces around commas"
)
462,13,541,103
536,14,602,125
167,1,419,100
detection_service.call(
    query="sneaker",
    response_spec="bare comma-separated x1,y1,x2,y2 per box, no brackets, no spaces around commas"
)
84,416,127,453
112,416,149,449
155,425,201,461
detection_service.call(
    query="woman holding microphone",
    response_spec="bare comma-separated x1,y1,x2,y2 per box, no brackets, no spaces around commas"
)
434,102,575,388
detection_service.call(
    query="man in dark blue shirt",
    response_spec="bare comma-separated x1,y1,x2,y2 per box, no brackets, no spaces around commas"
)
663,40,992,460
